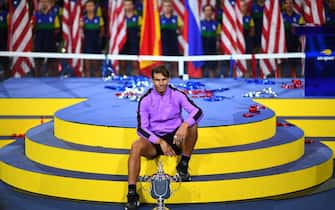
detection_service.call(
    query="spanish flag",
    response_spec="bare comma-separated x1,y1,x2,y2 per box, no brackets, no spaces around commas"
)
139,0,162,77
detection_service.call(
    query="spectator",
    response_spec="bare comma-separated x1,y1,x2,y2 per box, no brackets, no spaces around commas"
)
241,0,255,78
251,0,265,52
241,0,255,54
119,0,141,76
31,0,60,77
80,0,105,77
82,1,103,17
160,0,181,77
201,4,220,78
282,0,304,78
325,0,335,26
0,1,9,78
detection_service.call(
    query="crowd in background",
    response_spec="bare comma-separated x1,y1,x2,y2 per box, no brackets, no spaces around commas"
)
0,0,335,78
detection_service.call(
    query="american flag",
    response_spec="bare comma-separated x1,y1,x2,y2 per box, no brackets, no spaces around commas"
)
259,0,286,78
294,0,325,25
62,0,83,76
171,0,186,51
32,0,38,11
8,0,34,77
221,0,246,77
108,0,126,68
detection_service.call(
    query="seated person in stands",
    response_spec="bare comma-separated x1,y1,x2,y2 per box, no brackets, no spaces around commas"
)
125,66,203,210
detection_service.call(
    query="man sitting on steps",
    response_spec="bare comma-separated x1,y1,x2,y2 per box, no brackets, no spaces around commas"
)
125,66,203,210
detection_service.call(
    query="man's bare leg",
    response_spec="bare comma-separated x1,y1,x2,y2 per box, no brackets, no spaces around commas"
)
177,124,198,180
128,137,157,185
126,137,157,209
181,124,198,156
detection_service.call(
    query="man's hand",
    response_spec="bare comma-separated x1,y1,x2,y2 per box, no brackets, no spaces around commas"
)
158,139,176,156
173,122,189,147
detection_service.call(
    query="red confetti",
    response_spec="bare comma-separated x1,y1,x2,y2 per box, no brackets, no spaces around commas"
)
276,122,294,127
304,139,314,144
243,113,255,118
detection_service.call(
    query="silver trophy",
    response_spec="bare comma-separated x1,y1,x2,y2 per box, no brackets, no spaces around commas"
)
140,161,182,210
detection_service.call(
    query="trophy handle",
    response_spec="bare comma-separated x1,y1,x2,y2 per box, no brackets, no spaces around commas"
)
169,177,182,196
138,175,152,195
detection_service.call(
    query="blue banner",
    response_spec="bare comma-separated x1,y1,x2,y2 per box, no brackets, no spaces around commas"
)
297,26,335,96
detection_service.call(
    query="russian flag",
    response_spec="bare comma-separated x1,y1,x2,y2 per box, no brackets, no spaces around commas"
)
183,0,203,78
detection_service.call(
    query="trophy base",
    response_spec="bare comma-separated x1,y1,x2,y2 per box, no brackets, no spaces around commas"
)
152,207,169,210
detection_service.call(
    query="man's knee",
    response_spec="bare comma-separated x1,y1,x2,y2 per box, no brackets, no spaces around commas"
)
188,124,198,138
130,137,150,156
189,123,198,130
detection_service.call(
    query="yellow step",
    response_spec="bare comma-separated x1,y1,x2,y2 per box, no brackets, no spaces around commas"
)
53,115,276,149
25,123,304,175
0,118,52,136
254,98,335,117
0,98,85,116
1,141,332,204
286,118,335,137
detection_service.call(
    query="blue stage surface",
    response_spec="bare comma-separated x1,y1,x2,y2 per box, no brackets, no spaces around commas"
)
55,93,276,127
1,77,334,209
0,78,304,127
0,78,304,98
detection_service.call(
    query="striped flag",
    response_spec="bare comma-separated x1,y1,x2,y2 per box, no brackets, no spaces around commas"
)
221,0,246,77
139,0,162,77
8,0,34,77
32,0,39,11
62,0,83,76
171,0,186,52
200,0,215,7
293,0,325,76
108,0,126,67
259,0,286,78
303,0,325,25
294,0,325,25
293,0,304,15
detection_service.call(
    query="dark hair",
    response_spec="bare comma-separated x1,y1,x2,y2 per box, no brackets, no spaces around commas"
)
151,65,170,78
202,4,214,12
85,0,95,5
